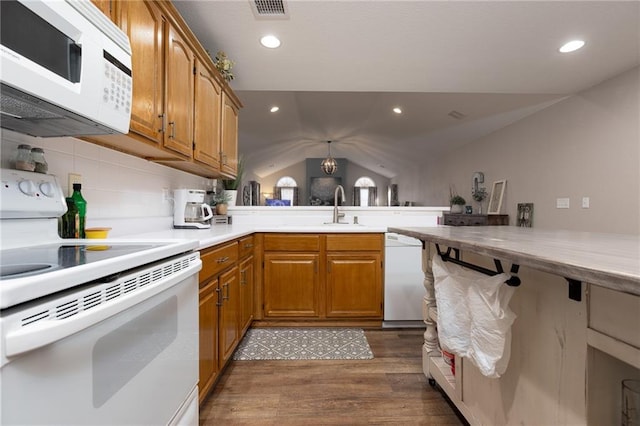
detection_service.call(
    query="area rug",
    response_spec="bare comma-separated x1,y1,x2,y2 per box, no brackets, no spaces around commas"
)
233,328,374,360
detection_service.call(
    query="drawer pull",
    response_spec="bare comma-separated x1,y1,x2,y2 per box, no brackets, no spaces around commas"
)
216,256,229,263
244,243,253,248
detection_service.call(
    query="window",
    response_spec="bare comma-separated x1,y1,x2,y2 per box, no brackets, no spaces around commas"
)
274,176,299,206
353,177,377,207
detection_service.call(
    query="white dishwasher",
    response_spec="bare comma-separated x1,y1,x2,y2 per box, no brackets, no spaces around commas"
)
383,232,425,328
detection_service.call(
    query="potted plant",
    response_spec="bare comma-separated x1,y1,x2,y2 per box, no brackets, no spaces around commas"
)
222,157,244,206
213,191,232,215
471,187,488,214
450,195,466,214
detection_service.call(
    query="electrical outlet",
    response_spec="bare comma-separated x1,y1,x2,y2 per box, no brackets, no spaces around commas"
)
582,197,590,208
68,173,82,195
162,188,171,202
556,197,570,209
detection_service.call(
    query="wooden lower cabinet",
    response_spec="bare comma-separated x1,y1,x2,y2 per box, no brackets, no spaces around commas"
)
260,233,384,322
218,266,239,369
198,238,254,403
326,253,382,317
263,253,320,317
239,256,255,335
198,277,219,404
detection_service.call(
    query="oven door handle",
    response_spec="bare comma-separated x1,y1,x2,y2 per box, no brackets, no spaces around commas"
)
4,263,200,357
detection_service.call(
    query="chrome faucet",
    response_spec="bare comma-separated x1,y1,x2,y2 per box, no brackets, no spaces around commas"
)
333,185,346,223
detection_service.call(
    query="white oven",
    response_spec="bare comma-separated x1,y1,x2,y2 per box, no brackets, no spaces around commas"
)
0,169,201,425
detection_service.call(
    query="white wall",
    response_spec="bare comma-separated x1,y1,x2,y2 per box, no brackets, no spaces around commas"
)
418,67,639,234
0,130,208,221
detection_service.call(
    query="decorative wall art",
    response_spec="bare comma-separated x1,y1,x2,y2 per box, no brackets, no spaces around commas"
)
309,177,342,206
488,180,506,214
517,203,533,227
265,199,291,206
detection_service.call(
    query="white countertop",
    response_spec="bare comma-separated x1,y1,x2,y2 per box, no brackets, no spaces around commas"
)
389,225,640,296
127,223,387,250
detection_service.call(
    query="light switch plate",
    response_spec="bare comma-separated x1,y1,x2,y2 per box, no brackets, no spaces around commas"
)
582,197,590,208
556,197,570,209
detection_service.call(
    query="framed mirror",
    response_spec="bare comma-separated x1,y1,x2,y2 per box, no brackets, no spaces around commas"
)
488,180,506,214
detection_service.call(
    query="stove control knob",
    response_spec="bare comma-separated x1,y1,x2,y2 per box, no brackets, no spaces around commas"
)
39,182,55,197
18,179,37,196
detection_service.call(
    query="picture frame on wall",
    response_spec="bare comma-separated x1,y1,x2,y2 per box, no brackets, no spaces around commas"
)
488,180,506,214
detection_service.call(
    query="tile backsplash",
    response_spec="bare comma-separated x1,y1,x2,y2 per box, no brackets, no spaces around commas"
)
1,129,209,221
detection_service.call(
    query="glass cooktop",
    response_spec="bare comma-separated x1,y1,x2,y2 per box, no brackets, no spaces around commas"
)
0,243,166,279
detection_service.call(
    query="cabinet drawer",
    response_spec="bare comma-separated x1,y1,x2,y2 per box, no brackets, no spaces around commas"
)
200,241,239,282
444,214,488,226
589,285,640,349
264,234,320,252
238,235,255,258
326,234,383,251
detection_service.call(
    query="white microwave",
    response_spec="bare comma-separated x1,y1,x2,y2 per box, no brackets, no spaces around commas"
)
0,0,132,137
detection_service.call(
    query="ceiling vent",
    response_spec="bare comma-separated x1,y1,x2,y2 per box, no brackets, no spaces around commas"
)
251,0,289,19
448,110,466,120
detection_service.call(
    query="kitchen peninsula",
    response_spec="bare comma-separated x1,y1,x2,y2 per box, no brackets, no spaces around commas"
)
388,225,640,425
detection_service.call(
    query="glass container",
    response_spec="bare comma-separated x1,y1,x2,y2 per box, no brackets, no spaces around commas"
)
71,183,87,238
31,147,48,174
15,144,35,171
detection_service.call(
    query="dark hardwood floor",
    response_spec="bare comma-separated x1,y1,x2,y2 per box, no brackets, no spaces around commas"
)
200,328,464,425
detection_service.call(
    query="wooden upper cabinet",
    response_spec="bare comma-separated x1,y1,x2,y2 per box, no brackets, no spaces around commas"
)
165,23,194,158
194,58,222,169
220,91,239,176
118,0,165,144
84,0,241,178
91,0,113,20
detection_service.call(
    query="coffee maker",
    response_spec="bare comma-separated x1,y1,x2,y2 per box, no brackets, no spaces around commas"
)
173,189,214,229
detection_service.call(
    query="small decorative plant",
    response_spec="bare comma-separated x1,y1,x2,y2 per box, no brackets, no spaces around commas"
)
450,195,466,206
214,191,232,205
222,156,244,190
472,187,488,202
213,50,234,82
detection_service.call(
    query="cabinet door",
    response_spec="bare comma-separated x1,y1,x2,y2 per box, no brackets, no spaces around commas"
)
263,253,320,317
165,23,194,157
220,92,239,175
193,59,222,168
118,0,164,144
218,266,239,368
198,278,219,403
326,253,382,318
91,0,113,19
239,256,254,335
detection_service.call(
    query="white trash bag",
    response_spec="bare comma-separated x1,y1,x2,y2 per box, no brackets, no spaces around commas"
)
432,255,517,378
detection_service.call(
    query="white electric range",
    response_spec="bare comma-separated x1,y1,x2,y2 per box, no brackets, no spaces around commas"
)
0,168,201,425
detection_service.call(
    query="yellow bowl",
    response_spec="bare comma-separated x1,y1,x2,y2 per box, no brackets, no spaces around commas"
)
85,227,112,239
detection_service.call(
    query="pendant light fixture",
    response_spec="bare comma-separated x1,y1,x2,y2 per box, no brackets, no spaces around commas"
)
320,140,338,175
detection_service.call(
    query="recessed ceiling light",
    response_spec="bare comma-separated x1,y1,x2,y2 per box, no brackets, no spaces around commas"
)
260,35,281,49
559,40,585,53
393,107,402,114
270,106,279,113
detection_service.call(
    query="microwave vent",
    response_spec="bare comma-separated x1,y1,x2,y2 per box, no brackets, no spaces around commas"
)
252,0,288,18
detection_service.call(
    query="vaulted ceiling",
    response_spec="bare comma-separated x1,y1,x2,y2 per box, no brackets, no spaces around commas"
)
173,0,640,178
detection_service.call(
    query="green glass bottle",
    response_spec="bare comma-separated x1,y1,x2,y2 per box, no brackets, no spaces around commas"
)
71,183,87,238
59,198,79,238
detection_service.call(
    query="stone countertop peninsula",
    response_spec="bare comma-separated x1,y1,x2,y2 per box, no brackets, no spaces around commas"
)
388,225,640,296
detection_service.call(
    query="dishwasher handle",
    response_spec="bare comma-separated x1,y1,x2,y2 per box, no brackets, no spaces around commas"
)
4,260,200,357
